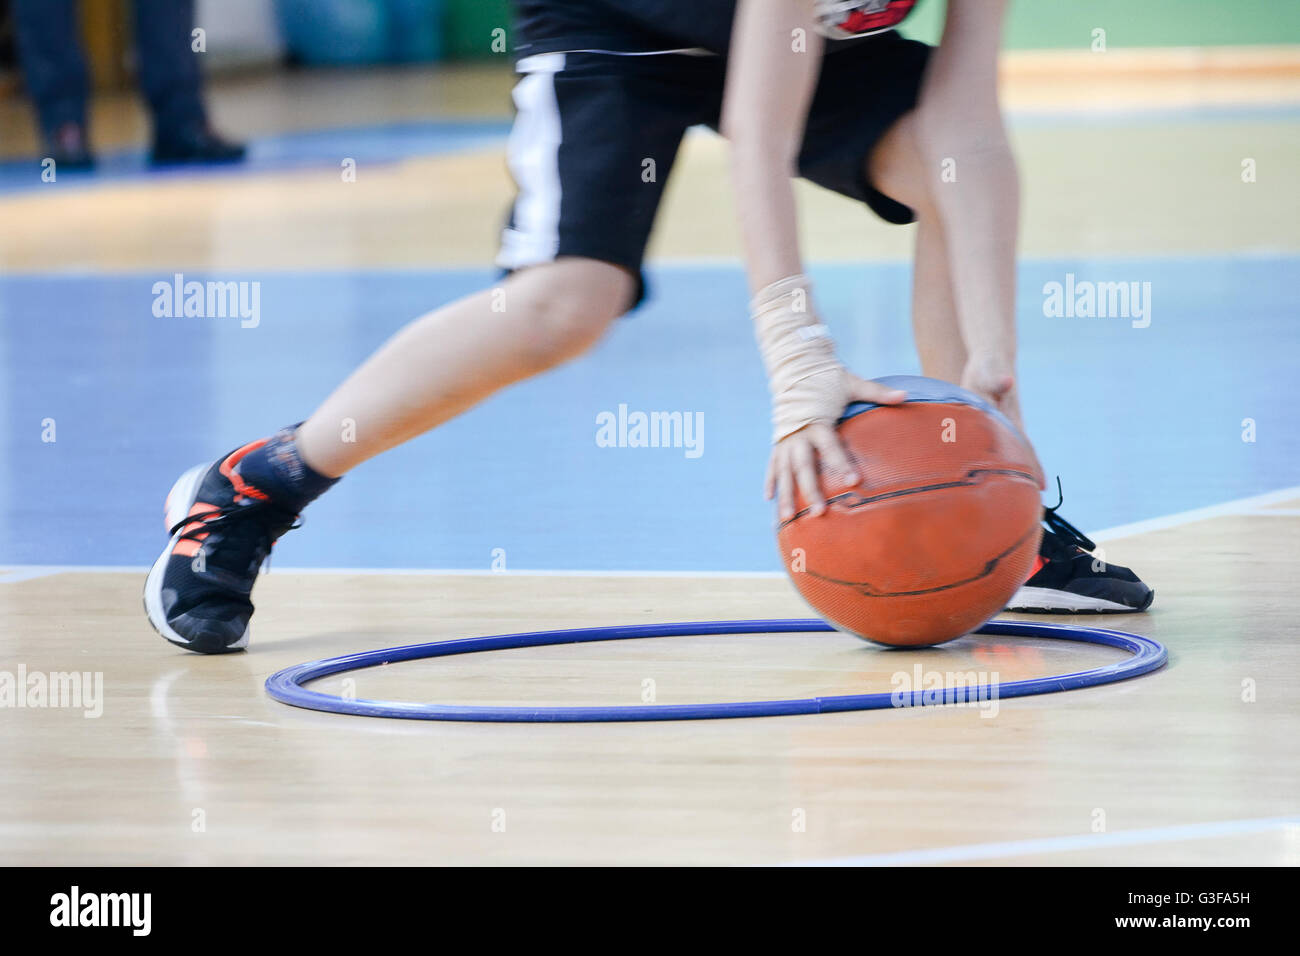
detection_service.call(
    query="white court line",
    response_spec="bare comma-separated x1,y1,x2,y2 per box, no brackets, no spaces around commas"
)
0,565,782,583
647,249,1300,269
790,815,1300,866
0,564,149,583
4,484,1297,583
1088,485,1300,541
209,567,785,578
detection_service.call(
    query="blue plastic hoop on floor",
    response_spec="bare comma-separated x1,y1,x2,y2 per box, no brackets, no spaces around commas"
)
265,619,1167,723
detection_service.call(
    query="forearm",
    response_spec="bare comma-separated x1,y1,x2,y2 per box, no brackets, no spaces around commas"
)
915,116,1019,364
728,147,804,292
721,0,823,293
914,0,1018,367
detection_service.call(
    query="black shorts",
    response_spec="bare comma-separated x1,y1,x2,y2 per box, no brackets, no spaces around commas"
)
496,33,932,301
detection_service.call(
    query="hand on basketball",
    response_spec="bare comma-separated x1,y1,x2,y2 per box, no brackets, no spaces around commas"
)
766,373,906,520
960,354,1046,489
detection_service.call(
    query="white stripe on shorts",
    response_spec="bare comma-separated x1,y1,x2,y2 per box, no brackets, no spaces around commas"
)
496,52,566,271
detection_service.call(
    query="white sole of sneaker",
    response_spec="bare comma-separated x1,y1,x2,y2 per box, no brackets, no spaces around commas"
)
1006,585,1136,613
143,463,251,651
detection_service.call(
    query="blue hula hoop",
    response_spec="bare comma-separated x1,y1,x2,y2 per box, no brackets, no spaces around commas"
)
264,619,1167,723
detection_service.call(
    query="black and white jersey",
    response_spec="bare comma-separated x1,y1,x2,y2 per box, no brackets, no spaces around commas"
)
511,0,918,59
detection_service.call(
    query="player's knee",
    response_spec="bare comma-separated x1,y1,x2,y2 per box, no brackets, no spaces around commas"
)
868,112,937,219
508,260,634,369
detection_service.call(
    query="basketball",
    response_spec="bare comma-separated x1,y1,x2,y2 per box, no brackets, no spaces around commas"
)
777,376,1044,647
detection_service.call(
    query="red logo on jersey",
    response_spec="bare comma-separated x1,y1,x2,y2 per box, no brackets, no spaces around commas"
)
817,0,918,39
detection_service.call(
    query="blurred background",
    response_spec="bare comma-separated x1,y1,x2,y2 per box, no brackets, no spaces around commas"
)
2,0,1298,160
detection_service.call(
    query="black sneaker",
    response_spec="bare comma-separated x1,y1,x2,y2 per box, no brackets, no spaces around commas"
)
1007,500,1155,614
150,125,247,166
143,440,299,653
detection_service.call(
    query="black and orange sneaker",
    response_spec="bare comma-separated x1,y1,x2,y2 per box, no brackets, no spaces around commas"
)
143,440,300,654
1007,503,1154,614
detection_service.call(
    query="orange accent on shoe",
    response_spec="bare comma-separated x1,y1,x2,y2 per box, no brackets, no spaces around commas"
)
219,439,271,502
172,537,206,558
1031,554,1048,576
172,502,215,555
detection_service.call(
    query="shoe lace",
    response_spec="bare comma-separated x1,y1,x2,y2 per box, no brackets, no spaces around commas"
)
1042,477,1097,553
170,499,302,573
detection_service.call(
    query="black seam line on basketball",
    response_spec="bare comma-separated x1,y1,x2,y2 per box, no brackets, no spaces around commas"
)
777,468,1039,530
798,526,1041,598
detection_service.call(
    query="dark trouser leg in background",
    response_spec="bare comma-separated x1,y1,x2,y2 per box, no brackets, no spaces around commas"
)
131,0,246,163
11,0,93,165
131,0,205,138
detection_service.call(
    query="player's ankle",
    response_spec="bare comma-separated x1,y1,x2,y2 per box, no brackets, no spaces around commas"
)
236,424,340,512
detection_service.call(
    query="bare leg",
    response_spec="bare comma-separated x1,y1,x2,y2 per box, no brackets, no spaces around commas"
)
910,216,966,383
867,111,1035,455
296,258,635,476
867,112,966,381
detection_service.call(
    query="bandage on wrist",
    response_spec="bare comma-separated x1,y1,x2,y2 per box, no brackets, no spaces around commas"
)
752,274,847,443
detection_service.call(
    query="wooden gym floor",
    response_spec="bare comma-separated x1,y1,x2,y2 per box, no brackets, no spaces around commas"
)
2,496,1299,865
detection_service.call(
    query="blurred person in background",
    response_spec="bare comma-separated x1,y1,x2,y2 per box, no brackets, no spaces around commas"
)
12,0,245,168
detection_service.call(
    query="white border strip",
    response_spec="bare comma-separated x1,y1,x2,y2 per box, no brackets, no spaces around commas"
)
1089,484,1300,541
646,248,1300,269
0,565,150,583
789,815,1300,866
4,484,1296,583
0,564,783,583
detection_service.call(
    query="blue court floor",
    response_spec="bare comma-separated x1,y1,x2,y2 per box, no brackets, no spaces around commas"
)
1,252,1296,571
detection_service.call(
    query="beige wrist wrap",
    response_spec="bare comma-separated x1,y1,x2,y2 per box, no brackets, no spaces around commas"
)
752,275,846,443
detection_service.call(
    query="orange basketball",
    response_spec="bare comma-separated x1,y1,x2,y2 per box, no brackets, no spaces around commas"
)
777,376,1043,647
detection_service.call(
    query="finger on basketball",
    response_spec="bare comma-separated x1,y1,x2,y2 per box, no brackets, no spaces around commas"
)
847,375,906,405
809,424,858,487
791,441,824,516
775,457,796,520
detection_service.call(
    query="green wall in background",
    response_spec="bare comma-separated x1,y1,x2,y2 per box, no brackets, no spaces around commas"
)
902,0,1300,50
443,0,1300,60
445,0,512,59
